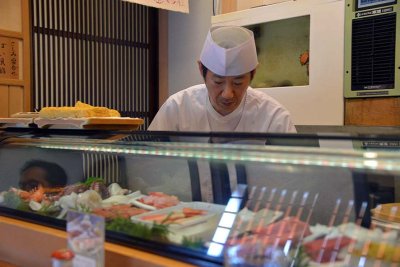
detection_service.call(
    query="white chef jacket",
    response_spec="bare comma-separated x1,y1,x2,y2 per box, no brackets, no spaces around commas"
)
148,84,296,133
147,84,296,203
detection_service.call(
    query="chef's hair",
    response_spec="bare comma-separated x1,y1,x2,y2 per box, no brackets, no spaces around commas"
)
200,63,256,81
20,160,68,187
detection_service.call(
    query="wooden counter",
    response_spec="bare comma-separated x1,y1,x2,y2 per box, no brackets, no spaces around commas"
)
0,216,196,267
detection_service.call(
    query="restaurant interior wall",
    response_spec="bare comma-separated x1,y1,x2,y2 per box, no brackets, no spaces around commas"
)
166,0,213,97
220,0,400,127
213,0,345,125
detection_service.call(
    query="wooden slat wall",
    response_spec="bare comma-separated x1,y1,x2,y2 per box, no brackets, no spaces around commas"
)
0,0,30,117
31,0,158,128
82,153,121,185
158,10,168,106
22,0,31,111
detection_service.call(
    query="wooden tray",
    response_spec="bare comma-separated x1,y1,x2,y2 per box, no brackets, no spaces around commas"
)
10,112,40,118
34,117,144,130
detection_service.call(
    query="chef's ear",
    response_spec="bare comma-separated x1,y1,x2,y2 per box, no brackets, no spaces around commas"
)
250,67,257,81
197,61,207,80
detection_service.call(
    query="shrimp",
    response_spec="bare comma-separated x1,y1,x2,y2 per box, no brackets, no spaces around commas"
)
16,185,45,202
30,185,45,202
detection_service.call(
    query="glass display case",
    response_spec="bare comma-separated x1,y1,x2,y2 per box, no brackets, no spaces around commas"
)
0,128,399,266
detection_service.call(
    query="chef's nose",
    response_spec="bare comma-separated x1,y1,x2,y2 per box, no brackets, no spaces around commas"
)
221,84,234,99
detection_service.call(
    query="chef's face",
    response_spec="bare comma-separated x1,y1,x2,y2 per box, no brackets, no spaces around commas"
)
199,64,252,116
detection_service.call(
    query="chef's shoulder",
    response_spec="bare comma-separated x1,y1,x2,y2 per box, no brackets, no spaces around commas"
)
164,84,207,107
246,88,296,133
246,87,288,111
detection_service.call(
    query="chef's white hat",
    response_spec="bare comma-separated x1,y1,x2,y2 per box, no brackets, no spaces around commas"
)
199,26,258,76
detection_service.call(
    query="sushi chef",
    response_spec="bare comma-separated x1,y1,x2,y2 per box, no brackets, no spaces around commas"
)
148,25,296,133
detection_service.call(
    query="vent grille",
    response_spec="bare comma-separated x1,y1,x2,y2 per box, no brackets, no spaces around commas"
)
351,13,396,90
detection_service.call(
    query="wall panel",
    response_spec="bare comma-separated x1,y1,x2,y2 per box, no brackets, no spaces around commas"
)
9,86,24,115
0,0,28,117
345,98,400,126
0,86,9,117
0,0,22,32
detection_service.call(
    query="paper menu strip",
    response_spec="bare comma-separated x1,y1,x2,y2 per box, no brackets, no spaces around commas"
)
122,0,189,13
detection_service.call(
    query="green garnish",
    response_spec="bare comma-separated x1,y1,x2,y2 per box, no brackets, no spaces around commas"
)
291,246,310,267
181,236,204,249
76,203,92,213
82,177,104,187
3,191,29,211
106,217,170,242
37,202,60,216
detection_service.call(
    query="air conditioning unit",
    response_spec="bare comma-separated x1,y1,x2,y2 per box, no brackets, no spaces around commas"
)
344,0,400,98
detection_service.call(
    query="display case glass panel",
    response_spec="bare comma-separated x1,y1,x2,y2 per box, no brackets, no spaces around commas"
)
0,128,399,266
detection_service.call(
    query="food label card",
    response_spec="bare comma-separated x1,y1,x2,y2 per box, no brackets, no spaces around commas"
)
67,211,105,267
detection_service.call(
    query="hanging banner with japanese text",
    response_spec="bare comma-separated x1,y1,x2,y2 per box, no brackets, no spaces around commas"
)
123,0,189,13
0,37,19,80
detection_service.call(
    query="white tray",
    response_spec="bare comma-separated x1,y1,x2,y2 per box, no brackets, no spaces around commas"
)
131,202,225,229
0,118,34,127
131,202,226,244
